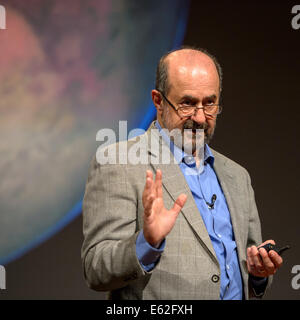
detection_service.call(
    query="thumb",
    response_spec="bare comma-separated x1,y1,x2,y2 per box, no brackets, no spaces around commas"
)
171,194,187,215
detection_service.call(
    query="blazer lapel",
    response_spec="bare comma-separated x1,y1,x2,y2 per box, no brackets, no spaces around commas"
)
211,149,246,258
146,123,219,265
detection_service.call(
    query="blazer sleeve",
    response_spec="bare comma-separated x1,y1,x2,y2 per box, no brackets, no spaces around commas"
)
81,156,149,292
245,170,273,298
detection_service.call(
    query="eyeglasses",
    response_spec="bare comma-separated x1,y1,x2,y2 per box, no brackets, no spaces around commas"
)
159,90,222,118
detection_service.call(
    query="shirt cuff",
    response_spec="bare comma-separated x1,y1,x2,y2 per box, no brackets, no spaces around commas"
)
136,230,165,272
249,274,268,297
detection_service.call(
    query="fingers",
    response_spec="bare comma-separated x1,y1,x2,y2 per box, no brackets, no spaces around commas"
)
247,240,284,277
171,194,187,215
146,170,153,184
144,169,187,219
258,239,275,248
155,169,163,198
247,246,266,277
257,239,282,271
143,170,164,216
143,191,155,216
144,169,162,199
258,247,277,275
144,170,153,189
265,249,283,270
143,170,155,216
249,246,264,270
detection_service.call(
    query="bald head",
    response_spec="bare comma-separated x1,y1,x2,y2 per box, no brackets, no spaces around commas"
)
152,47,222,148
155,47,223,96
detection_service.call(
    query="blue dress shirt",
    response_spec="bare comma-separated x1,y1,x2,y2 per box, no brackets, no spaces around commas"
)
136,121,243,300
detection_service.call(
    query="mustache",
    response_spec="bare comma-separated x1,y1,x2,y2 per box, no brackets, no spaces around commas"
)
183,119,208,131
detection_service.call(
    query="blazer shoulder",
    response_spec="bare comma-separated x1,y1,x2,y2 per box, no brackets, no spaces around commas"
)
92,131,150,168
211,148,250,178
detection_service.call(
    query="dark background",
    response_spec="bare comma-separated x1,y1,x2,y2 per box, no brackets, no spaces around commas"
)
1,1,299,300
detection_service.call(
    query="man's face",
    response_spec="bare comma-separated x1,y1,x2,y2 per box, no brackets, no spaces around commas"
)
159,53,220,155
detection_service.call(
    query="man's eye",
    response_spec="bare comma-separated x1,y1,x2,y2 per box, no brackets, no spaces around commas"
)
182,101,192,106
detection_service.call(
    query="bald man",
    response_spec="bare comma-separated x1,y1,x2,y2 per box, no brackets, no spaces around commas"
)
81,47,283,300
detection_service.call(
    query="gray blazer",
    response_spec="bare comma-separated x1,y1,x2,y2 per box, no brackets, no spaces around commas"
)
81,122,270,299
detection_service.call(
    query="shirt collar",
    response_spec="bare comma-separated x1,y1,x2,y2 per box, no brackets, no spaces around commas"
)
154,120,214,166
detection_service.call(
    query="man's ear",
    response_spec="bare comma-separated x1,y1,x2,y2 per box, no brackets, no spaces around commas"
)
151,90,163,112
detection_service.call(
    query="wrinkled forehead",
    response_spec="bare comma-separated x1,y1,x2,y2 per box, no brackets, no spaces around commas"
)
166,51,220,93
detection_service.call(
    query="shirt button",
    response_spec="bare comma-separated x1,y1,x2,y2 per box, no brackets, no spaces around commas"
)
217,234,222,238
211,275,220,283
226,265,230,270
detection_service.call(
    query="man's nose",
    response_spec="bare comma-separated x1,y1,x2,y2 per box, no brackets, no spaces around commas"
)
190,107,206,124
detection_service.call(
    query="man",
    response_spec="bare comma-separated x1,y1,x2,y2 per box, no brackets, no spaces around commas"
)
81,47,283,299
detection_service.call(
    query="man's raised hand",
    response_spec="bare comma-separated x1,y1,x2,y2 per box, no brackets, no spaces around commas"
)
142,169,187,248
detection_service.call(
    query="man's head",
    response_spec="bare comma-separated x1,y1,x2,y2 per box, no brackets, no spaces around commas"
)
152,46,222,155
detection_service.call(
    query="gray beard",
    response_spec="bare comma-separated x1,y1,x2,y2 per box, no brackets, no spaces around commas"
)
182,118,214,145
161,110,215,154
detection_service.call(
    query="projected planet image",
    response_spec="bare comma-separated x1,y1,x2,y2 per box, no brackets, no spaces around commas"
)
0,0,189,264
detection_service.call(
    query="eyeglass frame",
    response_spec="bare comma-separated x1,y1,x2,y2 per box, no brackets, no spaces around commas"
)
158,90,222,118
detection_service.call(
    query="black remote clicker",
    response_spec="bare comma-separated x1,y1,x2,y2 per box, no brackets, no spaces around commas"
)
259,243,291,256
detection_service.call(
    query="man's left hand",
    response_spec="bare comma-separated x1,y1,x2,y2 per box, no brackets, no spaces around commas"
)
247,240,283,278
